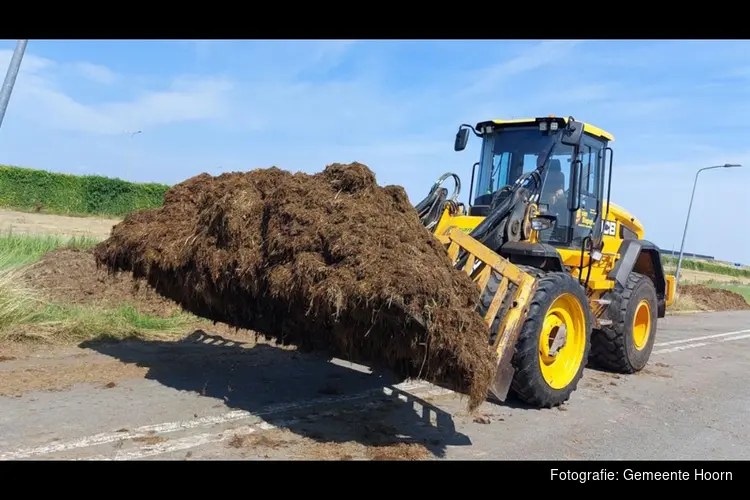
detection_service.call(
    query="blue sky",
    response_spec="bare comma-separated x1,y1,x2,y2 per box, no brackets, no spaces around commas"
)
0,39,748,263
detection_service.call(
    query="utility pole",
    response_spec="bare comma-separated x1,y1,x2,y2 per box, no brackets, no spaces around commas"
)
0,40,28,131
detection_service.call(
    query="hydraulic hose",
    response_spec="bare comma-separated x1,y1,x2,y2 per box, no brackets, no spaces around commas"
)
455,168,545,270
415,173,461,232
469,168,543,242
415,187,450,230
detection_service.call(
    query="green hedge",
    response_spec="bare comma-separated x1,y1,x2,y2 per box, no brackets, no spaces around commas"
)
0,165,169,217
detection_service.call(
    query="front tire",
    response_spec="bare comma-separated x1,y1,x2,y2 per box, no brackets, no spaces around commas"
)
589,272,658,373
510,271,593,408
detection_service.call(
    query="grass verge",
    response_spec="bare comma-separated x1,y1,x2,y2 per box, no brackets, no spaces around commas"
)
0,231,100,269
3,303,194,344
0,233,195,344
667,294,700,312
0,267,194,343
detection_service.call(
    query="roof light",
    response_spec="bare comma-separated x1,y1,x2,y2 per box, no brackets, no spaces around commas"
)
550,122,559,131
539,122,548,131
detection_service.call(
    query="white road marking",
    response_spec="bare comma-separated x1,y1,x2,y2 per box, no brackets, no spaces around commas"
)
655,329,750,348
717,333,750,343
0,380,441,460
83,430,249,461
654,333,750,355
653,328,750,355
654,342,710,355
82,386,454,460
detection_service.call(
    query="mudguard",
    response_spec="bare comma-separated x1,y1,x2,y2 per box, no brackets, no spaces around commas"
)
607,239,668,317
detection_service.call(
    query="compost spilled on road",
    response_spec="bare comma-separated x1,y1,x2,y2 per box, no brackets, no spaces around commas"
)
94,162,497,410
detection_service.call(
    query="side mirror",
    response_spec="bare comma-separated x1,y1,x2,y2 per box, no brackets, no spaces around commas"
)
454,127,470,151
561,118,583,146
568,159,582,211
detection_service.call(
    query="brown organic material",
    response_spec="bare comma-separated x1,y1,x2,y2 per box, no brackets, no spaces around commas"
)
94,163,497,409
678,284,750,311
22,248,181,318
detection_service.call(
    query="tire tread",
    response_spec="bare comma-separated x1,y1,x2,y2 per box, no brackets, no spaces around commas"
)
589,272,657,373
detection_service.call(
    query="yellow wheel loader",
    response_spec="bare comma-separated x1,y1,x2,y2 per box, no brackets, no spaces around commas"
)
414,116,676,408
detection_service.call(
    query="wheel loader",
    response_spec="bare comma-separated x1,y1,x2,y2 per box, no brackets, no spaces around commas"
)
414,115,676,408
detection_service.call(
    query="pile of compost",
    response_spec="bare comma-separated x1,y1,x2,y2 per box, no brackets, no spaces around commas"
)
23,248,181,318
679,284,750,311
94,162,496,409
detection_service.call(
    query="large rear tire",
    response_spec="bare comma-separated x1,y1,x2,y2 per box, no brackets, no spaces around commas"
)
510,271,593,408
589,272,657,373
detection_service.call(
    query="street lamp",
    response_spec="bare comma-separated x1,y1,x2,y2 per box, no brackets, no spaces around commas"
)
674,163,743,290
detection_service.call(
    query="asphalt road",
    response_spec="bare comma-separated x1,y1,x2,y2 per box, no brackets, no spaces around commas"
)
1,310,749,460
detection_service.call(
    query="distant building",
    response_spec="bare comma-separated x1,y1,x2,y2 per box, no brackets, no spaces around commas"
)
659,250,747,268
660,250,714,261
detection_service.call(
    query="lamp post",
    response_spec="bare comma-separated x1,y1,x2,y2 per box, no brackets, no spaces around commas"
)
674,163,742,290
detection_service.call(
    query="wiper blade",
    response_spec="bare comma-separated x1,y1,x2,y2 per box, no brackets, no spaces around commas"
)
535,134,561,172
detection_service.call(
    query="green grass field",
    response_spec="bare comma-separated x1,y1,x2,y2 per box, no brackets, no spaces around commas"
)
0,232,99,268
711,283,750,302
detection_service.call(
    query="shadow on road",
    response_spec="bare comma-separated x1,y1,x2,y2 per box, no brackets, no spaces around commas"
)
79,329,472,458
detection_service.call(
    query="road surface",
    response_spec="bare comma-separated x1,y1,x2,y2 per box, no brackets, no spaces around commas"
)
0,310,748,460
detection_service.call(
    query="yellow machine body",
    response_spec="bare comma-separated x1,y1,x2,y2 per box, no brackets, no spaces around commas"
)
434,200,676,320
422,115,676,408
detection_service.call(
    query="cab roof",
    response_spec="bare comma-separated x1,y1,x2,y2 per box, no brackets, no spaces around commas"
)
476,116,615,142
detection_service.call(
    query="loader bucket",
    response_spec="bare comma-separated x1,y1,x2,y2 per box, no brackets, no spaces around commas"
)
438,228,538,402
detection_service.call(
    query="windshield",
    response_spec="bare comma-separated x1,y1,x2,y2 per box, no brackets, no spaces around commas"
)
473,127,575,202
473,126,577,244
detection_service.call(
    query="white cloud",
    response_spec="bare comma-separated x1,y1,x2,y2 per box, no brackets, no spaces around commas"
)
463,40,583,96
0,49,234,135
101,77,234,131
0,40,586,146
228,40,358,83
75,62,117,84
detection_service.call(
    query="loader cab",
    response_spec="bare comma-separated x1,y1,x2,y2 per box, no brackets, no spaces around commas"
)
462,117,612,251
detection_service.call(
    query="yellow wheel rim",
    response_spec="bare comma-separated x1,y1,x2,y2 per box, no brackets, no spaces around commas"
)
538,293,587,390
632,299,651,350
